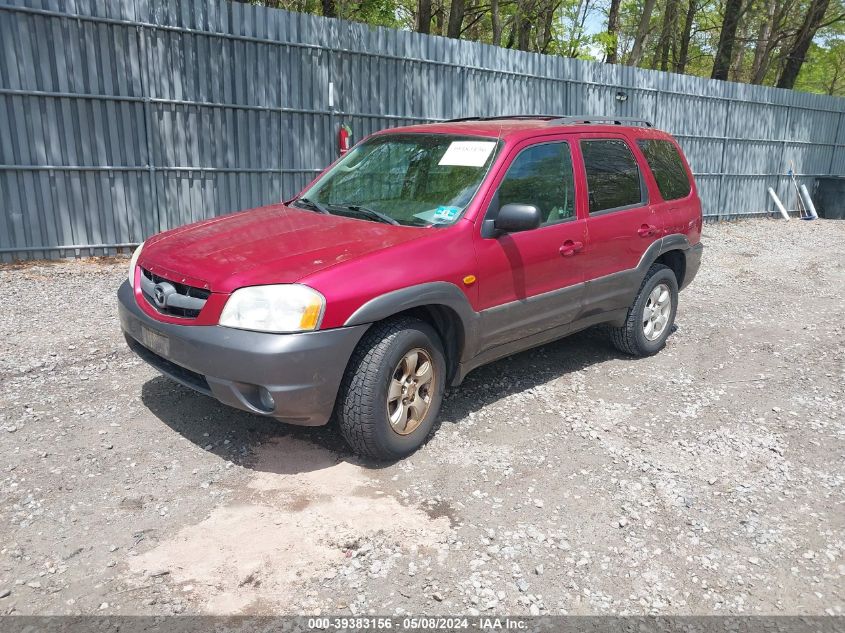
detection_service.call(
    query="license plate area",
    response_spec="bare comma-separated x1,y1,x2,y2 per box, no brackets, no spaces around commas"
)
141,326,170,357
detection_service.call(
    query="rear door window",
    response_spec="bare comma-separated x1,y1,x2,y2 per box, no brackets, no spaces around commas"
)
637,139,692,201
581,139,645,214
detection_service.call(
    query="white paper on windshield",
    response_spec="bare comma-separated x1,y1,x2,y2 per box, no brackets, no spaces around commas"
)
438,141,496,167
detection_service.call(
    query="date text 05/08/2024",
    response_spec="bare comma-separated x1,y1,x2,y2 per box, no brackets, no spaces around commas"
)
306,616,529,630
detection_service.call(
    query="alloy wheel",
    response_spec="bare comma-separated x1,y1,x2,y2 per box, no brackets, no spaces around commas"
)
643,282,672,341
387,348,435,435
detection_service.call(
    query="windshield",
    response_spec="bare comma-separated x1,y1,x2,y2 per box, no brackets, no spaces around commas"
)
295,134,500,226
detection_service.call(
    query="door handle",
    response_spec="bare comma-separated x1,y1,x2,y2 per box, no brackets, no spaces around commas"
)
638,224,657,237
560,240,583,257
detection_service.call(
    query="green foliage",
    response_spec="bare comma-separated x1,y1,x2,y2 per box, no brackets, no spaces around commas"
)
796,42,845,96
795,22,845,95
237,0,845,96
350,0,404,27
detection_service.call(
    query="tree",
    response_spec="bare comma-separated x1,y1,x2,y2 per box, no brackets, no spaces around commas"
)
490,0,503,45
806,18,845,94
538,0,562,53
418,0,432,33
654,0,680,70
605,0,622,63
712,0,744,79
321,0,336,17
554,0,599,57
512,0,536,50
675,0,698,72
749,0,780,83
795,37,845,94
627,0,658,66
446,0,465,37
234,0,845,98
777,0,835,87
728,9,754,79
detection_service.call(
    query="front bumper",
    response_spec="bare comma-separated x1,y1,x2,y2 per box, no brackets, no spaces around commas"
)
118,280,369,425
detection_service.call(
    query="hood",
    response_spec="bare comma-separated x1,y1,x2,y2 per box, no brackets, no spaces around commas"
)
139,203,426,293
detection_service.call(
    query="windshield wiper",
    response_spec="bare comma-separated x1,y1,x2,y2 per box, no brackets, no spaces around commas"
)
292,197,331,215
332,203,399,226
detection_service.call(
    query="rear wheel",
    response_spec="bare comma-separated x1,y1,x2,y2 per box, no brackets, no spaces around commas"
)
609,264,678,356
337,317,446,461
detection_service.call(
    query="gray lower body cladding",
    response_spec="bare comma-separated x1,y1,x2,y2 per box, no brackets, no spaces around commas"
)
457,239,704,382
118,281,369,425
119,238,704,420
681,242,704,290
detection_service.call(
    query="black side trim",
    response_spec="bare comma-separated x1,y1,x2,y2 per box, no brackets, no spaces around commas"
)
344,282,480,363
681,242,704,290
343,235,700,386
455,308,628,383
659,233,691,252
655,234,703,290
581,235,699,320
476,282,584,352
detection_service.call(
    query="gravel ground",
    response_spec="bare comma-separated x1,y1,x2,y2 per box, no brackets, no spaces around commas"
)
1,218,843,616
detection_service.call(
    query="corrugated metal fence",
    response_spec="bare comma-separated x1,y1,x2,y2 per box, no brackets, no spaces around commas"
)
1,0,844,260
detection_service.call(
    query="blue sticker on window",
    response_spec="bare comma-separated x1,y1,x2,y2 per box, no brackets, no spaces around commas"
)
433,206,460,222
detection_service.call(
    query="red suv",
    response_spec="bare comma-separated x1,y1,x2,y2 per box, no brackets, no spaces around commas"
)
119,116,703,460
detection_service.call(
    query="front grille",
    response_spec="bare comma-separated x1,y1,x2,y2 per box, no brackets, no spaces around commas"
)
126,334,211,395
140,268,210,318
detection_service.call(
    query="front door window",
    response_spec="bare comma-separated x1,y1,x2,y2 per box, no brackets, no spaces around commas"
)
495,142,576,226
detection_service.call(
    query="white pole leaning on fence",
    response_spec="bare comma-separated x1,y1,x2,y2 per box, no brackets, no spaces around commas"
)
768,188,790,220
799,184,819,220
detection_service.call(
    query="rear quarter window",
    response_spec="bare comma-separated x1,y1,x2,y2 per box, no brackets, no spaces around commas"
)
637,139,692,201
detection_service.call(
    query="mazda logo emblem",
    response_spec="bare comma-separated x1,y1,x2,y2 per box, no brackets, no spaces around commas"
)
152,282,175,308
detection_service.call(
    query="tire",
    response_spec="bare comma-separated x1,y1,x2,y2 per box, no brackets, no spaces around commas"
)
336,316,446,461
609,263,679,357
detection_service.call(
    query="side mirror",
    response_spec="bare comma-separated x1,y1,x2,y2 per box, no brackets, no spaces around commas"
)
494,203,542,233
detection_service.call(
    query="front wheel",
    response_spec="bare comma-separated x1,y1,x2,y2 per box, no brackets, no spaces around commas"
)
609,263,678,357
336,317,446,461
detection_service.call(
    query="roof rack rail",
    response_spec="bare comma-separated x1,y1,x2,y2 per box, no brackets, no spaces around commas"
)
442,115,654,127
444,114,561,122
550,116,653,127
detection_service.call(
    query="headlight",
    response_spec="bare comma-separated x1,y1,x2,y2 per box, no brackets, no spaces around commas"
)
128,241,144,288
219,284,325,333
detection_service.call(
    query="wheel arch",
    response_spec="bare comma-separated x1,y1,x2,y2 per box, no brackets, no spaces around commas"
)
638,234,692,290
343,282,479,384
654,249,686,289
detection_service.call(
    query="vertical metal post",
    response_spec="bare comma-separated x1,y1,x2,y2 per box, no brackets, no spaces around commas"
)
827,109,843,176
716,99,732,220
776,105,791,214
653,81,662,136
137,24,160,233
328,22,337,169
279,37,285,202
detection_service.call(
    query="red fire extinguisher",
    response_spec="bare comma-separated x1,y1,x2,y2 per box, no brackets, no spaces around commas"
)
338,124,353,155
